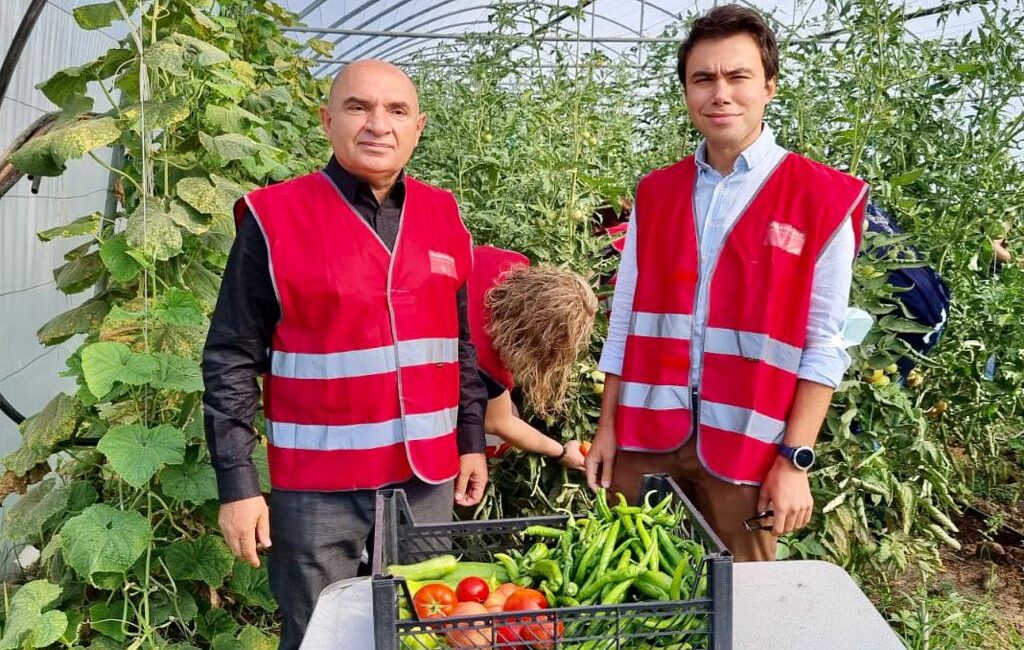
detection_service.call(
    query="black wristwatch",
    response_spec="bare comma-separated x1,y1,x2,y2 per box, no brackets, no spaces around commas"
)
778,443,815,471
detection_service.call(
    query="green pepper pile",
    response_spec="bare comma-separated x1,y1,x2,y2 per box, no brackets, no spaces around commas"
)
494,488,709,608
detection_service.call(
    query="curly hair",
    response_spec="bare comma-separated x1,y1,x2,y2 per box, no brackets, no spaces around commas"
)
485,265,598,418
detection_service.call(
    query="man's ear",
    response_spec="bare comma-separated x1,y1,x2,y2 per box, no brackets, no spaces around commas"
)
765,77,777,102
319,105,332,137
416,112,427,135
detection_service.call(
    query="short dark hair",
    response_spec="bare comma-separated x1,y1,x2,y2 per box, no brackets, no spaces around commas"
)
677,5,779,87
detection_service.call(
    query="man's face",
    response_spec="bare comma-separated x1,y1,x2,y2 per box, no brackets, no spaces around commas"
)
319,62,426,182
683,34,776,153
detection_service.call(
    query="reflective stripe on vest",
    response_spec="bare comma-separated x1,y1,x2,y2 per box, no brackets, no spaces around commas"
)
630,311,693,339
271,337,458,379
702,327,802,374
267,406,457,450
698,400,786,444
619,382,691,410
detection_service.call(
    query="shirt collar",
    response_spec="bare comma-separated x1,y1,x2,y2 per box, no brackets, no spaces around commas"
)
694,123,777,175
324,156,405,206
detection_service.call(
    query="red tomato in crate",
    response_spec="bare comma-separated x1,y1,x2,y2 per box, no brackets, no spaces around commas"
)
456,577,490,604
502,589,548,612
413,583,458,619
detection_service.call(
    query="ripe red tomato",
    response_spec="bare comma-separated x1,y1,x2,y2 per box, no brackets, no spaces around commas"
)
413,583,458,619
502,588,548,612
580,441,592,458
455,576,490,604
520,615,565,650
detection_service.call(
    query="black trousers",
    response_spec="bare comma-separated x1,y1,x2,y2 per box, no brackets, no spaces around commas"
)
268,478,454,649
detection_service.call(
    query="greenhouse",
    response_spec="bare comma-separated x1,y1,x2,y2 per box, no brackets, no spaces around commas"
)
1,0,1023,648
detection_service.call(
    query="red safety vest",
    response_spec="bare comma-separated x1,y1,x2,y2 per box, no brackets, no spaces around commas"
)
238,171,472,491
616,153,867,484
467,245,529,457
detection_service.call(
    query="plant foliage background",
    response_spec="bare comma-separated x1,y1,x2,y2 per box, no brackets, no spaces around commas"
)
0,0,1022,647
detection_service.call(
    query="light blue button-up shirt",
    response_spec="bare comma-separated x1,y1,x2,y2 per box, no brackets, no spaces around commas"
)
599,125,856,389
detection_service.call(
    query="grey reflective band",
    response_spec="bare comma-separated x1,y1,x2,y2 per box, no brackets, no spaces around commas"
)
702,327,802,374
271,337,458,379
266,406,458,450
619,381,691,410
397,337,459,368
629,312,693,339
698,400,786,444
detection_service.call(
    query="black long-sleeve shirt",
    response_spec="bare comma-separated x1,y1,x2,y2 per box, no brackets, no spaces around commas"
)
202,157,487,503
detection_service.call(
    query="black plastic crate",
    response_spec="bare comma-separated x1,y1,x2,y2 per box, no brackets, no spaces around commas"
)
371,473,733,649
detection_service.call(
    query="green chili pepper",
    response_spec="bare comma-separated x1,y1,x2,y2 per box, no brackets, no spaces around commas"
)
601,578,635,604
616,548,633,571
650,494,673,516
578,565,643,601
635,517,653,548
658,527,683,572
513,575,534,588
669,557,688,600
532,559,563,591
525,542,550,563
524,525,565,540
493,552,520,580
574,526,607,583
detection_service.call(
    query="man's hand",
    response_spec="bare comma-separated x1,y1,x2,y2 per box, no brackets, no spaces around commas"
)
218,495,271,568
757,456,813,536
559,440,586,472
455,453,487,506
585,423,616,492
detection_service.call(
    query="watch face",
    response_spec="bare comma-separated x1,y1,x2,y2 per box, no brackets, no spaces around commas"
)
794,447,815,469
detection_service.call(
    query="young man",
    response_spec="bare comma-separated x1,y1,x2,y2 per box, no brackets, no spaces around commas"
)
586,5,868,562
202,60,488,647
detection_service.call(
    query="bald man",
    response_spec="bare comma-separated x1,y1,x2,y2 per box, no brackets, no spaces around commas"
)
202,60,488,648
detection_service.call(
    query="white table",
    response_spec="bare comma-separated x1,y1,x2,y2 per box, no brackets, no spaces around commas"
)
301,560,906,650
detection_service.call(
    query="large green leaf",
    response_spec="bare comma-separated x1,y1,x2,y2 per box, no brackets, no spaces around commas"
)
150,353,203,393
121,98,191,132
97,424,186,487
72,1,136,30
0,580,68,649
144,41,187,76
99,235,141,282
237,626,277,650
61,504,152,582
211,634,244,650
10,117,122,177
80,341,159,397
37,296,110,345
126,198,185,262
228,561,277,612
160,458,217,504
173,34,231,66
87,600,127,642
0,479,70,543
37,213,102,242
176,176,241,216
0,394,80,474
155,289,206,327
183,261,222,309
168,200,212,234
125,197,184,261
162,535,234,588
151,590,198,626
200,132,266,162
36,65,93,109
54,251,103,294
